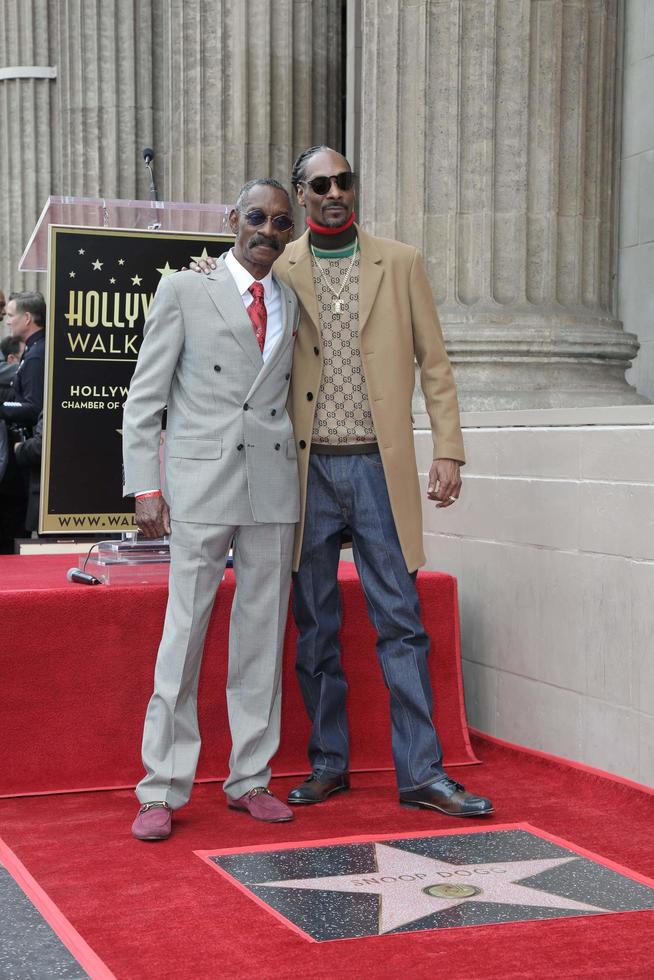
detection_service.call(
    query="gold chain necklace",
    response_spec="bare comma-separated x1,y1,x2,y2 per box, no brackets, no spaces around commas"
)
310,243,359,313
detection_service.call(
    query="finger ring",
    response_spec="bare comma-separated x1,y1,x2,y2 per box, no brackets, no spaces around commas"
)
448,496,457,502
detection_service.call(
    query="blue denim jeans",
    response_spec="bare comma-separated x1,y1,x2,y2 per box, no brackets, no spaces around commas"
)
292,451,446,792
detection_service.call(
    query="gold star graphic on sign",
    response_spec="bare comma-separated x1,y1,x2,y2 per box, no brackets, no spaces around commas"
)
78,248,85,255
92,259,103,270
118,258,125,266
110,277,116,284
69,271,76,278
131,274,142,286
156,261,178,278
190,247,211,264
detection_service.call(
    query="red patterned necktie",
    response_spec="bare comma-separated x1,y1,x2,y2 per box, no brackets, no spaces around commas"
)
247,282,267,353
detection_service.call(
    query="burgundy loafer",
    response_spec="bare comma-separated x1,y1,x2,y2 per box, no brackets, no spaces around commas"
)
132,801,172,840
228,786,294,822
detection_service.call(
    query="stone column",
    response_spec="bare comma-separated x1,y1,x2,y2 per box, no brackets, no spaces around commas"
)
54,0,156,202
0,0,57,293
0,0,157,296
0,0,343,299
360,0,645,409
158,0,343,208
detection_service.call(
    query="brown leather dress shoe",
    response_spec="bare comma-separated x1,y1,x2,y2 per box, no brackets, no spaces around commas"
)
399,776,494,817
287,772,350,804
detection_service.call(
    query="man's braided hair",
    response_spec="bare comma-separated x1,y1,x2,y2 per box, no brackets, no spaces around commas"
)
291,146,351,191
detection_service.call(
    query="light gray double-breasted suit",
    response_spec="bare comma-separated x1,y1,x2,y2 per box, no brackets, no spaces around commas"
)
122,257,300,806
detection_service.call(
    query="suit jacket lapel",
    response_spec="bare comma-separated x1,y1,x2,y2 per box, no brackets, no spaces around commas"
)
249,275,295,394
201,255,263,370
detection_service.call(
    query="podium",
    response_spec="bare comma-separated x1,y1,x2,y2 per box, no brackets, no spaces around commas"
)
20,196,234,538
20,196,234,272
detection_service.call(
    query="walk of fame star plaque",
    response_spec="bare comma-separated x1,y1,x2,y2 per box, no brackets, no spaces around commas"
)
196,823,654,942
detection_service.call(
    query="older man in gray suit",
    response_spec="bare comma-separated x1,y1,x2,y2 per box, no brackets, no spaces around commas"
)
122,178,299,839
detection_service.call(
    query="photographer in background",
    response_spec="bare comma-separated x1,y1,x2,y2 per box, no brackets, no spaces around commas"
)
15,409,43,535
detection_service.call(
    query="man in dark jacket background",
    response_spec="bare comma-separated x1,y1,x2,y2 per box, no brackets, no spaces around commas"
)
15,410,43,534
0,291,46,551
0,336,24,403
0,292,46,430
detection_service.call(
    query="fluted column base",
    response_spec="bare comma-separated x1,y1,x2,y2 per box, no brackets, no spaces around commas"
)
414,314,646,412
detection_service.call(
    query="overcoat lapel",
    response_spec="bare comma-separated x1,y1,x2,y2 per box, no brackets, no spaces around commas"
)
283,226,384,339
201,255,263,371
356,228,384,337
284,232,321,338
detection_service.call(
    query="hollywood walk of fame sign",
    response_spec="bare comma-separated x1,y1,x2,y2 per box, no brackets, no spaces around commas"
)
41,225,232,533
196,824,654,943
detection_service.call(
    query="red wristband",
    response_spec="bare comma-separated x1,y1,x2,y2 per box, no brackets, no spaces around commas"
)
136,490,162,499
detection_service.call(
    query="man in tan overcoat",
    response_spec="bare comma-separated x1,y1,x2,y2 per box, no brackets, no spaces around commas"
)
278,146,492,816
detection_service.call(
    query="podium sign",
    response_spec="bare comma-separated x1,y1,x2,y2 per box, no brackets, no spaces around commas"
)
41,225,232,533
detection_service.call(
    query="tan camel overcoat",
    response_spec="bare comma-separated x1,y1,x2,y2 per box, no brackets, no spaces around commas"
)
274,226,465,573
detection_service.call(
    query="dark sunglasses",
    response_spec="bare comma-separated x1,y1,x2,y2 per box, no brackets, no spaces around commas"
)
301,172,356,195
243,209,294,231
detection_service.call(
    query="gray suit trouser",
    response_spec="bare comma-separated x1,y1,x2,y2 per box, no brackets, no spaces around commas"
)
136,518,294,807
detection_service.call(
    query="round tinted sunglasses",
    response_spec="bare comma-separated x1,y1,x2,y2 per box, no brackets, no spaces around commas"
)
300,172,356,195
243,209,294,231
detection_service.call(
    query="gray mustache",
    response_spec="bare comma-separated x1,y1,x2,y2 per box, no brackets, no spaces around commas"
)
250,236,281,251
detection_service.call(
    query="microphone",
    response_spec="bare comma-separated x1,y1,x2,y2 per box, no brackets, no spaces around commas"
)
142,147,158,201
67,567,103,586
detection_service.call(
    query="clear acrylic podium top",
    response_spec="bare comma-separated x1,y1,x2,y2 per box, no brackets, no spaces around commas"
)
85,536,172,586
20,195,233,272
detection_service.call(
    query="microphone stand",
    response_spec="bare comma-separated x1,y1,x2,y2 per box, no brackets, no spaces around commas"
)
146,158,158,202
142,148,161,228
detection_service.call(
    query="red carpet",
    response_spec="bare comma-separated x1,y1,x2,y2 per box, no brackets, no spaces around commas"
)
0,734,652,979
0,554,476,798
2,555,652,976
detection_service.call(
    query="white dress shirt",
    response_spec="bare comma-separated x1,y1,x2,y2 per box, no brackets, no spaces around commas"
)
224,248,283,362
